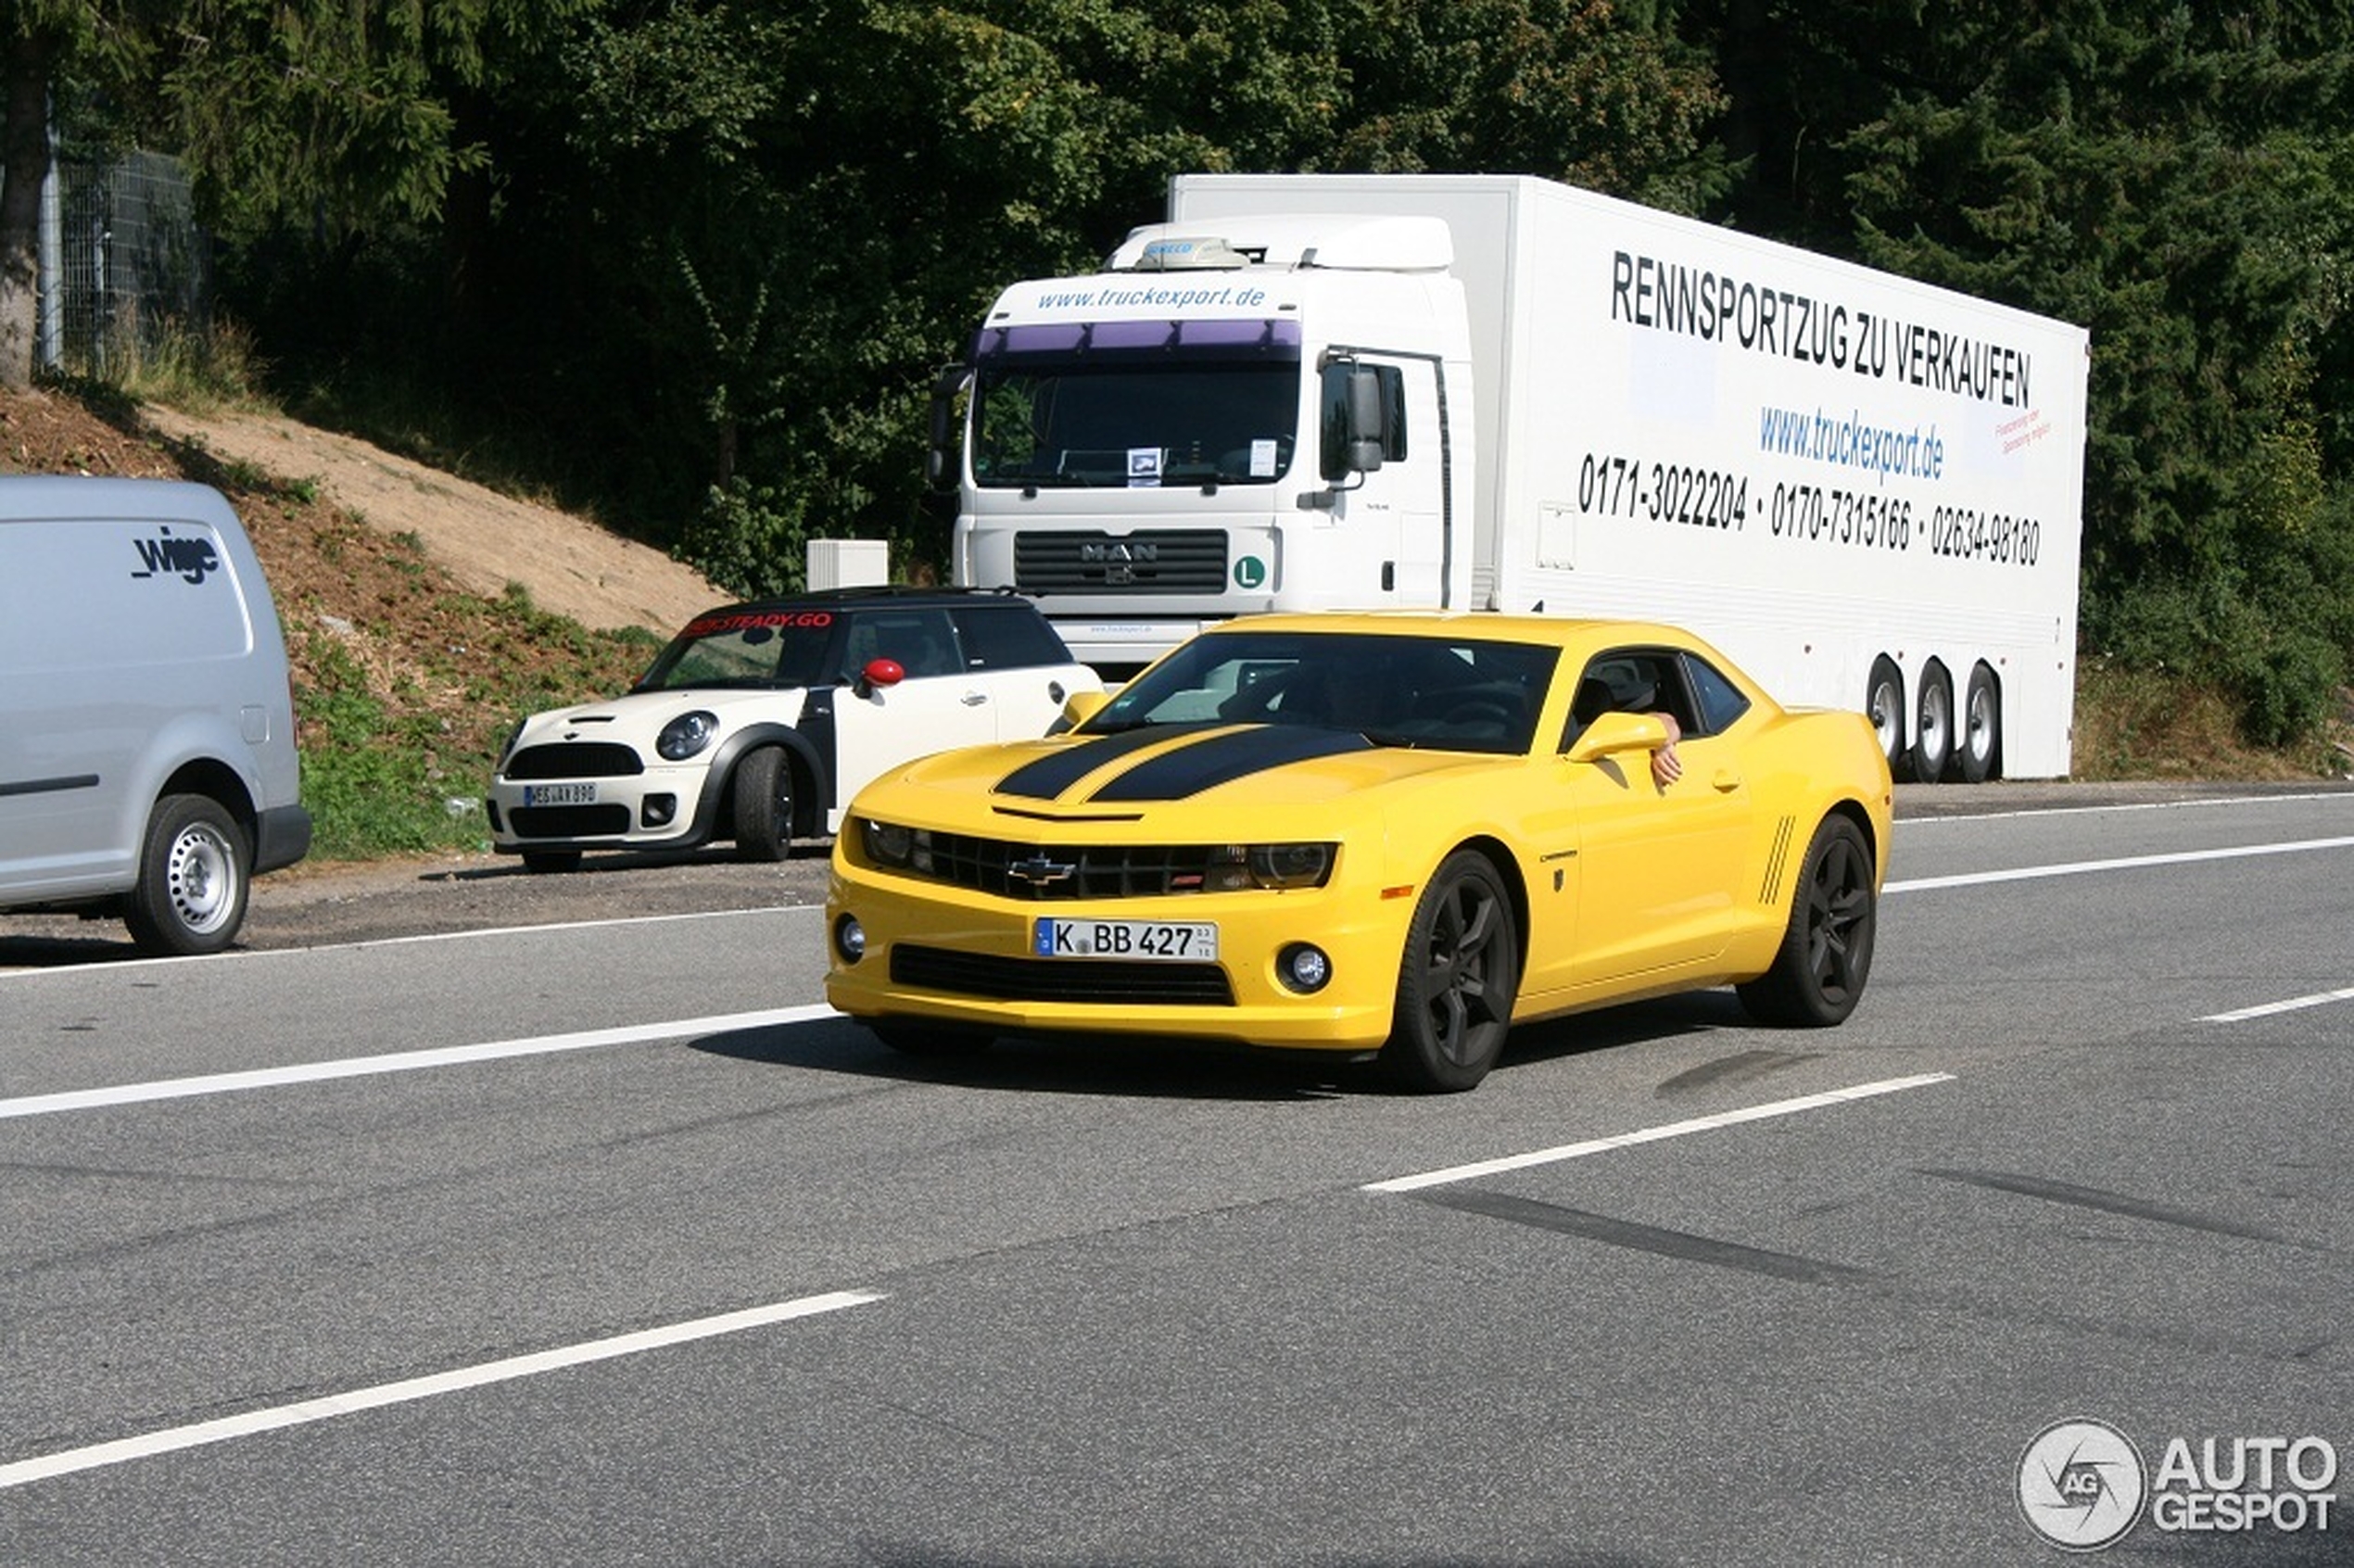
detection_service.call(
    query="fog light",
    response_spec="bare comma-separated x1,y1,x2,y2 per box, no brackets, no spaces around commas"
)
1278,942,1331,993
641,793,677,828
835,915,867,963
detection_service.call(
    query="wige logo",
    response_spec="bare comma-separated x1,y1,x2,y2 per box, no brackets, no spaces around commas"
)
130,526,219,585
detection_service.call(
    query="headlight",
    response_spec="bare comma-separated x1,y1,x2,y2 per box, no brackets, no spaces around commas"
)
497,718,526,768
1204,842,1335,891
656,710,719,761
862,818,914,867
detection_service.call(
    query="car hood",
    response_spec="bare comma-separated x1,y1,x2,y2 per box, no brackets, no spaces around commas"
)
867,723,1499,816
515,685,814,744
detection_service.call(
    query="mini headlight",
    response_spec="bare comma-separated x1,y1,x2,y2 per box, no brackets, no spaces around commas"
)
656,710,719,761
862,818,914,867
497,718,526,768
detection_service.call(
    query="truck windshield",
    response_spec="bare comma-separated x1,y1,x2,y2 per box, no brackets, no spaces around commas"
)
970,320,1302,488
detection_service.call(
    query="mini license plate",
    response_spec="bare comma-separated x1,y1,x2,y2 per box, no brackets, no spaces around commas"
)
1034,917,1218,962
523,782,597,806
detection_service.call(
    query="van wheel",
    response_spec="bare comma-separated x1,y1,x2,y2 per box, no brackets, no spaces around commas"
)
124,795,250,956
732,747,794,862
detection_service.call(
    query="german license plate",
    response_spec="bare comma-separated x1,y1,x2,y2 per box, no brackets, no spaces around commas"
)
523,782,597,806
1034,917,1218,961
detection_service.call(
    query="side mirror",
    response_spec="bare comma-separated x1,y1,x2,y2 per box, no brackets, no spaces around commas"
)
1052,689,1113,734
1565,710,1669,765
858,657,907,697
1344,367,1386,474
926,363,971,492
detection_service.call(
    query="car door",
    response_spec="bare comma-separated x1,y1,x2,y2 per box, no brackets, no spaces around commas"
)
828,608,993,816
1522,648,1755,995
950,602,1090,740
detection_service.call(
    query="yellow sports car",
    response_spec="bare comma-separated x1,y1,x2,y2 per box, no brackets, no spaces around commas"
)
826,613,1892,1091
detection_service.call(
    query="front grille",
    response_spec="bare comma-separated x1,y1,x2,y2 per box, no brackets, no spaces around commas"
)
510,803,633,838
915,831,1233,900
1015,530,1227,594
505,742,644,780
892,944,1233,1005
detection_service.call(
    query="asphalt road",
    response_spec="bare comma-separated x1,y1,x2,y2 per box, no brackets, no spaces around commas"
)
3,781,2351,1565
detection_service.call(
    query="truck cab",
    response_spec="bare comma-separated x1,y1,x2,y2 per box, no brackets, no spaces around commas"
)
937,215,1474,675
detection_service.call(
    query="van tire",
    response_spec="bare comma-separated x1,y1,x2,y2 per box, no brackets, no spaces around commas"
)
124,795,251,956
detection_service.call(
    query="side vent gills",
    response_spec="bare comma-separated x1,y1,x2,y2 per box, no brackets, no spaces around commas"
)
1757,815,1797,905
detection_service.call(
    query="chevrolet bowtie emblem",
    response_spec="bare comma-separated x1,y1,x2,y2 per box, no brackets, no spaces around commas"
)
1007,854,1078,886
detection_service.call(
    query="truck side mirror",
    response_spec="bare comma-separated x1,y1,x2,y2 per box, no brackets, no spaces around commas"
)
926,364,971,492
1345,366,1386,474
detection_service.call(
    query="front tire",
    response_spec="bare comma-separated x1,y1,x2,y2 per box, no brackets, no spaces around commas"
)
732,747,794,863
1737,816,1876,1027
1379,852,1520,1093
123,794,250,956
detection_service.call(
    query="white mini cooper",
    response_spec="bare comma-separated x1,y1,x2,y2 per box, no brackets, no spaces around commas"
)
487,588,1100,871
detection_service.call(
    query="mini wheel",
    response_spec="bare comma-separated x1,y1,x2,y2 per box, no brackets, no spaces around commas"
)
732,747,795,862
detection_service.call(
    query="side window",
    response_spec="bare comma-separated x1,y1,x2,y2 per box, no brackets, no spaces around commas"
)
1684,654,1752,735
844,610,961,679
951,604,1069,670
1562,649,1698,749
1318,361,1409,480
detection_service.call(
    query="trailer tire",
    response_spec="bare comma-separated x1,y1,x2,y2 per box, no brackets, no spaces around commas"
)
1959,663,2001,784
1865,656,1905,777
1910,660,1955,783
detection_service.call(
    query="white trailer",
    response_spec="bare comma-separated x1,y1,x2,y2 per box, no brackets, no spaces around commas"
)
941,172,2089,779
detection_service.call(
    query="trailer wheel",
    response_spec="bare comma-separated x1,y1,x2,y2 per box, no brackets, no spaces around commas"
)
1865,656,1905,777
1910,660,1955,782
1959,662,2001,784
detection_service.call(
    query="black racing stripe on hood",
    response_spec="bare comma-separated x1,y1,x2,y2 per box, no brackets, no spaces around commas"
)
1089,726,1373,802
994,723,1219,801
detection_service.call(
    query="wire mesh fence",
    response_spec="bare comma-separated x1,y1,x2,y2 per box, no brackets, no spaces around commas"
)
44,149,211,376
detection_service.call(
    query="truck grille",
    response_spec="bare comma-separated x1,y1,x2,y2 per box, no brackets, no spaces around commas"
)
1015,530,1227,594
891,944,1233,1005
504,742,643,780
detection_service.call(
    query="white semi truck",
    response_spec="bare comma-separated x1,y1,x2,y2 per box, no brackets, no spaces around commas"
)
936,172,2090,780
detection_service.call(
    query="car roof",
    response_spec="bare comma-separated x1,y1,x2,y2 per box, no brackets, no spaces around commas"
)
1203,610,1698,649
686,586,1042,619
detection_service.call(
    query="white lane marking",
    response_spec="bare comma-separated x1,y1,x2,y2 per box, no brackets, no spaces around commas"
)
1898,790,2354,825
2202,986,2354,1023
0,1289,886,1491
0,1005,840,1120
1886,835,2354,893
1361,1073,1955,1194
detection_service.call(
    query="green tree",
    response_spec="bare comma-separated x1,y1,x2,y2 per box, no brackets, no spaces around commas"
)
0,0,583,390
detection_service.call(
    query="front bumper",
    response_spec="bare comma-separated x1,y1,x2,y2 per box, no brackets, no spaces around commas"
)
823,862,1411,1052
486,763,715,854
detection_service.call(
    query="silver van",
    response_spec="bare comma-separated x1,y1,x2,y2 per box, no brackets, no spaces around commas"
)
1,476,310,955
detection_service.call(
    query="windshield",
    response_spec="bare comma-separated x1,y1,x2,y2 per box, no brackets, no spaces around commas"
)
635,608,841,691
971,321,1302,488
1083,631,1559,755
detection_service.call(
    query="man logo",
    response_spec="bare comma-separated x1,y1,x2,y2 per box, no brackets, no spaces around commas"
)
2019,1419,2146,1550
